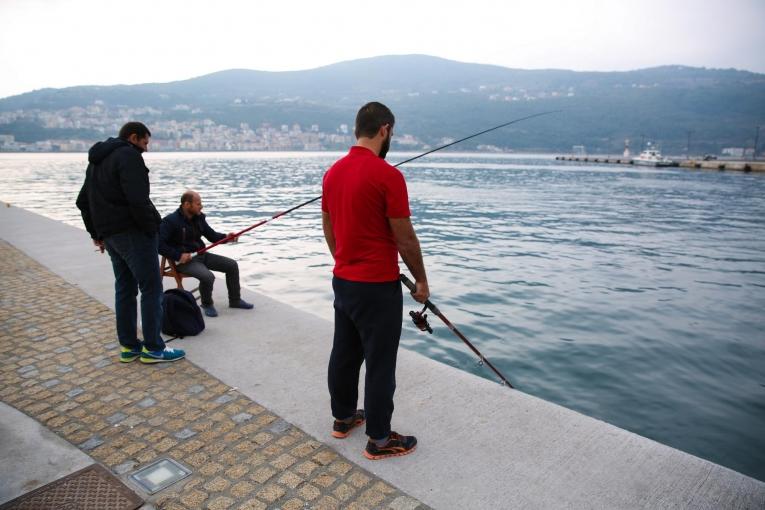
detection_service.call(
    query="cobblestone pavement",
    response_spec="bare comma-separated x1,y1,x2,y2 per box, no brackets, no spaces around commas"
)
0,241,428,510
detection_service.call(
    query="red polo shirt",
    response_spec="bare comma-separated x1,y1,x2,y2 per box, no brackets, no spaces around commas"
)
322,146,411,282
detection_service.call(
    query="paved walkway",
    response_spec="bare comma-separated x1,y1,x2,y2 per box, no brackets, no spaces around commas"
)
0,240,427,510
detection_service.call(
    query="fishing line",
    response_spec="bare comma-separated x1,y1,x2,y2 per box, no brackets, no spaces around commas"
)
196,109,560,254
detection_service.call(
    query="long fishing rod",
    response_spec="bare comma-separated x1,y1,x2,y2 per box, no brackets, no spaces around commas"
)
393,110,560,167
197,195,321,254
196,109,560,255
400,273,514,388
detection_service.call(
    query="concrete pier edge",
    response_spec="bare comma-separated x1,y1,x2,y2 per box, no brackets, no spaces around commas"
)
1,203,763,509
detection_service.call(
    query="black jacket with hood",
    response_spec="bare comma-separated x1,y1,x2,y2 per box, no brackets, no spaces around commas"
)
158,208,227,262
76,137,161,239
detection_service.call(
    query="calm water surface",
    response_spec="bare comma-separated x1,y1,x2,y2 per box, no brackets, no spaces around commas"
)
1,151,763,480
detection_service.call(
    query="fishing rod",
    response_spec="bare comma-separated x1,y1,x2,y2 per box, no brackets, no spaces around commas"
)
400,273,514,388
393,110,560,166
197,195,321,255
196,109,560,255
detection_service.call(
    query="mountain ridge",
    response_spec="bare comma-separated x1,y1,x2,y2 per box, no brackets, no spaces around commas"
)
1,54,764,154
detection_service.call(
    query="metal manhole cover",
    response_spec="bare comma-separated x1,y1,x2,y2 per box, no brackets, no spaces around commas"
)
0,464,143,510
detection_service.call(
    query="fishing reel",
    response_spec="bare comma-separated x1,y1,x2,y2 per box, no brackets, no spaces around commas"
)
409,305,433,334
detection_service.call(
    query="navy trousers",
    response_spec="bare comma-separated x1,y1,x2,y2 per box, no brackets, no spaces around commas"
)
104,230,165,352
328,276,403,440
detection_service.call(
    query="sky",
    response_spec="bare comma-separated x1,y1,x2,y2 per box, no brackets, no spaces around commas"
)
1,0,764,99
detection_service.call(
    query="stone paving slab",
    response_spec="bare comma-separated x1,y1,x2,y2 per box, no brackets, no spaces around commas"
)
0,401,93,504
0,240,427,510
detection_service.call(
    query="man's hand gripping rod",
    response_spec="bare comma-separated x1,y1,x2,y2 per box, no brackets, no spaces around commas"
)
400,274,514,388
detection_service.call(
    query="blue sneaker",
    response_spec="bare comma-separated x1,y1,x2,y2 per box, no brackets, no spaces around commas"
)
202,304,218,317
140,347,186,364
119,346,142,363
229,299,254,310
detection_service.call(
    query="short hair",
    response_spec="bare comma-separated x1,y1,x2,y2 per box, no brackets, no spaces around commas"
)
180,190,197,205
354,102,395,139
119,122,151,140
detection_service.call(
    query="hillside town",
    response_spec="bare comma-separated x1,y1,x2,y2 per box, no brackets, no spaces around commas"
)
0,101,433,152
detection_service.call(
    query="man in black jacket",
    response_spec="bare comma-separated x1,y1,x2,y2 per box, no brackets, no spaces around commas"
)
76,122,185,364
159,190,254,317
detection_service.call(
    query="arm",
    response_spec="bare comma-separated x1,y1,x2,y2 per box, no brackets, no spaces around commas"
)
389,217,429,303
76,164,96,238
322,211,336,257
200,215,227,244
76,165,104,252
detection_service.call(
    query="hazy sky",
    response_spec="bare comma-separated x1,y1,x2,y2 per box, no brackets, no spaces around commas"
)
1,0,764,99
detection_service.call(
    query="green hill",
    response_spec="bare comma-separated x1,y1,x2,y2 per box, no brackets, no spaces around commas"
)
1,55,763,154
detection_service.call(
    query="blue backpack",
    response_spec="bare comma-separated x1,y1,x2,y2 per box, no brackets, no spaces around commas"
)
162,288,205,337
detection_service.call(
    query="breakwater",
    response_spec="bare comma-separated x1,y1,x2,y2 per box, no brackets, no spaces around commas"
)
556,155,765,172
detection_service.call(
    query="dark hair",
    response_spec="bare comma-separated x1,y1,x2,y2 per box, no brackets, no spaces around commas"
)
119,121,151,140
354,102,395,139
180,190,196,205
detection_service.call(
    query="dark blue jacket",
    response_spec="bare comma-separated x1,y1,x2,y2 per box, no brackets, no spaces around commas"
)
76,137,161,239
158,208,226,261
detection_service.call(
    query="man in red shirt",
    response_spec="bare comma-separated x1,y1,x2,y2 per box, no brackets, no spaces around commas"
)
322,102,430,460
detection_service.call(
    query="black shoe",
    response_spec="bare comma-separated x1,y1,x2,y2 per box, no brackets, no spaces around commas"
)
332,409,365,438
201,304,218,317
229,299,254,310
363,431,417,460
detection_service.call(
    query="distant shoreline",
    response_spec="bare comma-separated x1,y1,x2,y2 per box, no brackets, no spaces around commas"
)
0,150,760,164
0,150,548,157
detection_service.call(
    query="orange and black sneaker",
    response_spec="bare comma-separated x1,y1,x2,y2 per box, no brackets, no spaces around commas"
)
331,409,365,438
363,431,417,460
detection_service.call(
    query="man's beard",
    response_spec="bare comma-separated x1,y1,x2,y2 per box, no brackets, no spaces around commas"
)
379,133,391,160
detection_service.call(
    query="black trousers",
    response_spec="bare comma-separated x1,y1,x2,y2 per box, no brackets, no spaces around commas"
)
328,276,403,440
176,252,240,306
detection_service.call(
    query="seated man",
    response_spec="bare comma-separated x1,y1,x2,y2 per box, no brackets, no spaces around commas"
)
159,190,254,317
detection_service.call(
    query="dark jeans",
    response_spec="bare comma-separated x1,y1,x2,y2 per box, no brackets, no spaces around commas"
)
176,252,240,306
104,230,165,352
328,276,403,440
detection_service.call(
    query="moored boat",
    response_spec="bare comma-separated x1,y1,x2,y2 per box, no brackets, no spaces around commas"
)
632,146,674,166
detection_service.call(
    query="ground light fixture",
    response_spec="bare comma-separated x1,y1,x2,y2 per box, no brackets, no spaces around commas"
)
129,458,192,494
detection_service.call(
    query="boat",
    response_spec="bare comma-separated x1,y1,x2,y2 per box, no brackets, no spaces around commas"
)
632,146,674,167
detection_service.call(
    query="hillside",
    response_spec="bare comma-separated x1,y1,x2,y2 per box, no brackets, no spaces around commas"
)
1,55,763,154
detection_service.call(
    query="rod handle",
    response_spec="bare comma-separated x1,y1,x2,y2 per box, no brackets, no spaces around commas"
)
399,274,438,313
399,273,416,292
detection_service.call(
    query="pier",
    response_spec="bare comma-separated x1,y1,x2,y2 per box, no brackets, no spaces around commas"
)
1,204,764,509
555,155,765,172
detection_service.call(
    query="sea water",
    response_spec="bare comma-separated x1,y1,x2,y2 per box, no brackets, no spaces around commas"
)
1,151,763,481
